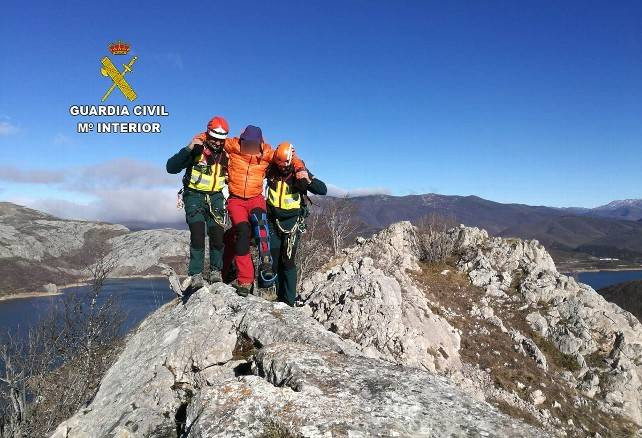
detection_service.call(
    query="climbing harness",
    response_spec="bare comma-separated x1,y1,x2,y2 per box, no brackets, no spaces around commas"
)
250,210,277,287
205,193,227,227
275,215,306,259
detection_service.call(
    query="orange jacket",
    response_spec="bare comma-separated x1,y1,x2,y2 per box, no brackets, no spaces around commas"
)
223,137,304,199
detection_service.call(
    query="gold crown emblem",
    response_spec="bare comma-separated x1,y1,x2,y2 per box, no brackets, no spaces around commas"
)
109,41,130,55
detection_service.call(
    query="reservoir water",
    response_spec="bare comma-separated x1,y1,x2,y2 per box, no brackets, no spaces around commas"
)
577,270,642,291
2,271,642,341
0,277,174,341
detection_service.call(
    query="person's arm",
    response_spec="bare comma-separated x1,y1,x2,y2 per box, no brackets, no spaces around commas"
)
224,137,240,155
307,177,327,195
289,152,312,184
294,170,326,195
166,133,205,174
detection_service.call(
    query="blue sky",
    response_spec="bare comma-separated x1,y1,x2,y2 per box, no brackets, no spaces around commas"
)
0,0,641,221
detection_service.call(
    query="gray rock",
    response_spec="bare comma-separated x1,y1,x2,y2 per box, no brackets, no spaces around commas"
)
51,285,541,438
511,330,548,370
529,389,546,405
43,283,58,294
0,202,189,295
299,222,461,372
188,342,541,437
446,224,642,425
108,228,189,276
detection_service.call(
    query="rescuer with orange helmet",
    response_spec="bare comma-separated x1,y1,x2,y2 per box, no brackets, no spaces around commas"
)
166,116,229,290
221,126,309,297
266,142,327,305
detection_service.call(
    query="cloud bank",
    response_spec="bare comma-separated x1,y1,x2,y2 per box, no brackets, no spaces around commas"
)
325,184,391,198
2,159,391,224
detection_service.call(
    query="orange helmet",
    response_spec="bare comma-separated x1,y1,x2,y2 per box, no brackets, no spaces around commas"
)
207,116,229,139
274,142,295,168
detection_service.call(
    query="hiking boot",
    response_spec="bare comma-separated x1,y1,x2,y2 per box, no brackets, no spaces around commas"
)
208,270,223,284
189,273,206,291
235,283,252,297
259,261,275,281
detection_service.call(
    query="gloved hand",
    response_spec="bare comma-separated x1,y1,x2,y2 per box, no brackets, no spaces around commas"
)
295,169,311,184
294,178,310,192
191,143,204,156
189,134,204,150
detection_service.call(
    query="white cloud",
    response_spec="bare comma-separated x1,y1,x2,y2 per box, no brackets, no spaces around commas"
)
71,158,177,191
1,158,184,225
326,184,391,198
0,121,19,136
0,166,66,183
0,159,177,189
2,161,390,224
29,188,183,225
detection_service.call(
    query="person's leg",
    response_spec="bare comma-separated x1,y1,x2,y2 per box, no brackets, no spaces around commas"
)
184,192,206,276
221,228,236,283
279,232,299,306
269,225,283,299
227,197,254,286
207,193,225,280
248,196,275,285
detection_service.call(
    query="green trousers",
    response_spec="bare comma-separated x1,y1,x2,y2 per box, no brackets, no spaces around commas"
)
269,220,300,306
183,190,225,276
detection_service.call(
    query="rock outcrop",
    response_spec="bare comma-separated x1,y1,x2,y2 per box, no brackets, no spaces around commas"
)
299,223,461,373
447,224,642,426
51,285,540,437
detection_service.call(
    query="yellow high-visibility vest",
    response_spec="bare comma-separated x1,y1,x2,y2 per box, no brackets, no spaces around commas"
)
267,179,301,210
186,153,226,193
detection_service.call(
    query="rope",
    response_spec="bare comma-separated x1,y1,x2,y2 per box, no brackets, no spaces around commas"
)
205,194,227,227
275,216,306,259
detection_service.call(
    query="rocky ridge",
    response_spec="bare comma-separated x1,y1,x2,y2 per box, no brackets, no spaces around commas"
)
448,225,642,430
50,221,642,436
51,285,539,437
298,222,642,435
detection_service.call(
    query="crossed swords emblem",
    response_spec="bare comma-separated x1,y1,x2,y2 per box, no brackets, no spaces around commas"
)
100,56,138,101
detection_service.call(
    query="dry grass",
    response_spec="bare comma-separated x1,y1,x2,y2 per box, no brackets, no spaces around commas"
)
413,261,640,437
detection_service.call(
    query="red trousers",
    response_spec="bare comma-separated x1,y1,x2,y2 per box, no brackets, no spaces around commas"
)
223,195,268,285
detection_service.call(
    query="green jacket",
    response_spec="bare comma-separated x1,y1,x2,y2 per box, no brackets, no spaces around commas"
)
166,146,192,174
266,165,327,227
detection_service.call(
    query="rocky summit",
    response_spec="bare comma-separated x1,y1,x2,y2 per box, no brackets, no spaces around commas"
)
51,285,539,438
50,221,642,437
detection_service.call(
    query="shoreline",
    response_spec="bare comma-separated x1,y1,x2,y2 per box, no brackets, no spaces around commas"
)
559,266,642,274
0,275,169,303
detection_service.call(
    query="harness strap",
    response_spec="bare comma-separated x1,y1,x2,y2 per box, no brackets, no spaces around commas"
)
205,194,227,227
275,216,306,259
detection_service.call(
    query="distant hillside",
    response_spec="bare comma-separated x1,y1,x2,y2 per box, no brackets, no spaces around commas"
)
498,215,642,261
588,199,642,221
313,194,642,265
0,202,188,296
599,280,642,322
328,194,567,235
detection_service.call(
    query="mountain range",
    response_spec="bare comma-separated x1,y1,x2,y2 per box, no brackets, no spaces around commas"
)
335,195,642,268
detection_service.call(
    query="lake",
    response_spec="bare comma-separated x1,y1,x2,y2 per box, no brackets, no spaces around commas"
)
0,277,174,342
2,270,640,339
577,270,642,291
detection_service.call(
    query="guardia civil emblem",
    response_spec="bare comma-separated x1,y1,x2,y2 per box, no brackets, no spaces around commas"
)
100,41,138,102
